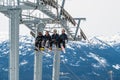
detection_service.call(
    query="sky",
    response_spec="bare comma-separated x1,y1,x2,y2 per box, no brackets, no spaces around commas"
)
0,0,120,37
64,0,120,37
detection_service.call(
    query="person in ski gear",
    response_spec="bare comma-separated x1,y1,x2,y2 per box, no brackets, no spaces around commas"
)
35,32,44,51
58,29,68,48
51,29,59,48
44,31,52,48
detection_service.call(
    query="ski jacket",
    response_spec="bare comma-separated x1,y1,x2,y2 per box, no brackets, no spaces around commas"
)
59,33,68,41
44,34,51,42
51,33,59,42
35,35,44,42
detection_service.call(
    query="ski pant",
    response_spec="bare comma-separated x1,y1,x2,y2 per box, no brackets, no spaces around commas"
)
44,40,52,48
50,41,58,47
35,42,41,48
35,41,44,48
58,40,65,48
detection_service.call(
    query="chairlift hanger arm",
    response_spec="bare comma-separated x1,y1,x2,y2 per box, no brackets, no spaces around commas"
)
74,19,81,40
59,0,65,18
74,18,86,21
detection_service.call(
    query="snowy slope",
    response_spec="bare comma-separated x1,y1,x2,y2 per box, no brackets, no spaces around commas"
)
0,33,120,80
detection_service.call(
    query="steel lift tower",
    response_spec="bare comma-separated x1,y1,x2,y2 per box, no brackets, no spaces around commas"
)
0,0,86,80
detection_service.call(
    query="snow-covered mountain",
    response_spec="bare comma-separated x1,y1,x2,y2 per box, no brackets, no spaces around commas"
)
0,33,120,80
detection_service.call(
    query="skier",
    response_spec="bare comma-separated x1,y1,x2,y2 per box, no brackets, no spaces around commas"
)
44,31,52,49
35,32,44,51
58,29,68,49
50,29,59,49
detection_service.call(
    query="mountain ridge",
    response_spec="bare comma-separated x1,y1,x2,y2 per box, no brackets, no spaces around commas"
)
0,34,120,80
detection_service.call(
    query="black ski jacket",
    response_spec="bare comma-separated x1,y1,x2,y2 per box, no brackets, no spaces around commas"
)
59,33,68,41
35,35,44,42
44,35,51,42
51,33,59,42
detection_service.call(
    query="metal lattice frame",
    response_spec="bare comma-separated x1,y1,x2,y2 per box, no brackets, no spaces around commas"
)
0,0,86,40
0,0,86,80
